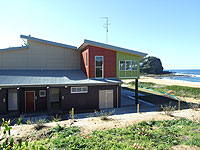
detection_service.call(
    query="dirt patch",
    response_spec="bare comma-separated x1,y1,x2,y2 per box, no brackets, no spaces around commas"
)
2,109,199,141
172,145,200,150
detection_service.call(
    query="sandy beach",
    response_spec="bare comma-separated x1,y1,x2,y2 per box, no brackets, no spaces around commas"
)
123,76,200,88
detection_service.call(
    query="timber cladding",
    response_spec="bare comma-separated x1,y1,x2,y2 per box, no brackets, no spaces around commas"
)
61,85,119,112
18,87,48,113
0,40,80,70
81,45,116,78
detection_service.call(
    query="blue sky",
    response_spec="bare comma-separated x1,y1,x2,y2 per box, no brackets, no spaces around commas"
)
0,0,200,69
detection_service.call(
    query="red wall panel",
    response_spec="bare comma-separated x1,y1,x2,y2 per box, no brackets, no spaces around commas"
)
88,45,116,78
80,47,89,78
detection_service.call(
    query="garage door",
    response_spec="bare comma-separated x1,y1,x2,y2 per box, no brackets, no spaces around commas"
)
8,89,18,111
99,90,113,109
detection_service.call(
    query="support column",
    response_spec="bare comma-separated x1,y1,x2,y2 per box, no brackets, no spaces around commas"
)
135,79,138,104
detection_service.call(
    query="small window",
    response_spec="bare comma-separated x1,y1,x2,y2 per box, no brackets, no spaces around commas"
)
126,60,132,70
132,60,137,70
49,88,59,102
85,52,88,67
120,61,125,71
39,90,46,97
71,87,88,93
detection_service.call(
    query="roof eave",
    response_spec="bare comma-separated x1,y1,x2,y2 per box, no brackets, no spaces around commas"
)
0,46,28,52
78,39,147,57
20,35,77,50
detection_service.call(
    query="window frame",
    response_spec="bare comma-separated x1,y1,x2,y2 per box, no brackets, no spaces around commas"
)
95,56,104,78
71,87,88,94
119,60,138,78
39,90,46,97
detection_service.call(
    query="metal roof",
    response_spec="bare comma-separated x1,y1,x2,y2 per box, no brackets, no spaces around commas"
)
0,46,28,52
0,70,121,87
78,39,147,57
20,35,77,50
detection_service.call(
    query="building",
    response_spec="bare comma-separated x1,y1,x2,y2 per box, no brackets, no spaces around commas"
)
0,35,147,115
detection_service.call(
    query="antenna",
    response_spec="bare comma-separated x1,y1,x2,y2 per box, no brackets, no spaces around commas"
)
100,17,110,43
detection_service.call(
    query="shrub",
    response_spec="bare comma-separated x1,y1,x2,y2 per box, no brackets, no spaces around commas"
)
16,114,24,125
51,114,62,122
95,110,115,121
34,119,47,130
160,104,176,116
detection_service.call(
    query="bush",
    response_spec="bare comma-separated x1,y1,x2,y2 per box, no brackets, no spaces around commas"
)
160,104,176,116
34,119,47,130
51,114,62,122
95,110,115,121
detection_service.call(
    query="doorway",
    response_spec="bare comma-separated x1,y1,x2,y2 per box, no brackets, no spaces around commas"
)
99,90,113,109
25,91,35,112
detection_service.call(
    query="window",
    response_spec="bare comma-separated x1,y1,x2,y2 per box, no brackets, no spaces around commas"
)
71,87,88,93
49,88,59,102
119,60,138,78
85,52,88,67
95,56,103,78
131,60,137,70
126,60,132,70
119,61,125,70
39,90,46,97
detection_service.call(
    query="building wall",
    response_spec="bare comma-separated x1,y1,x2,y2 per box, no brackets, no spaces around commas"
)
0,40,80,70
0,84,120,115
88,45,116,78
18,87,48,113
61,85,119,112
80,47,89,77
116,51,141,79
0,89,7,114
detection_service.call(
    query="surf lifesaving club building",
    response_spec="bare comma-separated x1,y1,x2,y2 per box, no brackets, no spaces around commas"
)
0,35,147,115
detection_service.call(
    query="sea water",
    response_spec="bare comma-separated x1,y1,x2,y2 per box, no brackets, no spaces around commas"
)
164,69,200,83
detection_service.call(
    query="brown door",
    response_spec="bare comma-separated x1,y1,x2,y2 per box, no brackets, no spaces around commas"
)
26,91,35,112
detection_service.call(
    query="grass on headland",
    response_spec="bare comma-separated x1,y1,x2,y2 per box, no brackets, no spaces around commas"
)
129,81,200,100
22,118,200,149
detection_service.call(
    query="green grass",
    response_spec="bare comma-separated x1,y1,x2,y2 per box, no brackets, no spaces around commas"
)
22,118,200,150
130,81,200,99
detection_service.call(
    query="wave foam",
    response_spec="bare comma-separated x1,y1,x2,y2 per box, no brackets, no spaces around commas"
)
175,73,200,78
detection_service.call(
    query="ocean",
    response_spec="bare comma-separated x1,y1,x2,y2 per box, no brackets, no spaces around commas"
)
163,69,200,83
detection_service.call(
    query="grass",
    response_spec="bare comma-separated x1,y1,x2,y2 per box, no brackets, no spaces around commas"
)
130,81,200,99
21,118,200,150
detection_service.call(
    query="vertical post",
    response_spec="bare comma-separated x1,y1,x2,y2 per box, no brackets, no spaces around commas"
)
135,79,138,104
72,108,74,120
137,104,140,113
178,100,181,111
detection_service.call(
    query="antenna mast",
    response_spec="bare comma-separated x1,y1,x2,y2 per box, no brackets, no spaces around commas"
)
100,17,110,43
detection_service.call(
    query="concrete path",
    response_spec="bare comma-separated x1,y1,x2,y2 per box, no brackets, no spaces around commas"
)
75,88,158,119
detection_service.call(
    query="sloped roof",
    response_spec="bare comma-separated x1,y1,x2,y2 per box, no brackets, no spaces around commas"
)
78,39,147,57
0,70,122,87
20,35,77,50
0,46,28,52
